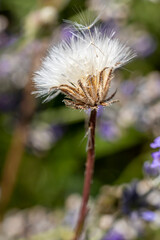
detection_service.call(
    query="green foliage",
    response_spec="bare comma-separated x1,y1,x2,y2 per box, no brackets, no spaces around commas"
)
0,0,159,213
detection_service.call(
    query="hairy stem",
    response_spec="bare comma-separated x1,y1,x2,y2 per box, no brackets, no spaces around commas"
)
73,109,97,240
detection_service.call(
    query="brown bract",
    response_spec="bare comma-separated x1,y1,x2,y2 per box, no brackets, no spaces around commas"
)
50,67,119,110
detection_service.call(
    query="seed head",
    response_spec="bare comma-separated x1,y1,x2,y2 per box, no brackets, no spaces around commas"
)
33,22,135,109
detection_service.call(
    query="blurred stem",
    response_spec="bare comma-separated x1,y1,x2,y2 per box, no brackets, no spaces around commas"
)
0,124,28,220
73,109,97,240
0,41,48,220
0,68,35,220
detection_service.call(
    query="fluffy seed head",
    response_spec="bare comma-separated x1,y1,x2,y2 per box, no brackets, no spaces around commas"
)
33,22,135,109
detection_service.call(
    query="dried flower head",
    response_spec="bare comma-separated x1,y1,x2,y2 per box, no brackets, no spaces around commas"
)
33,22,135,109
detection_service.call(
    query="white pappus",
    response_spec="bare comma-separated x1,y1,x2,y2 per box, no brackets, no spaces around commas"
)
33,21,136,109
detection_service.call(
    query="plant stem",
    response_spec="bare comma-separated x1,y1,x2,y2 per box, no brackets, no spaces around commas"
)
73,109,97,240
0,41,49,220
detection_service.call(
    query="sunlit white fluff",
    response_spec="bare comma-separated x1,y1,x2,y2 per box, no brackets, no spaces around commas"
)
33,24,135,108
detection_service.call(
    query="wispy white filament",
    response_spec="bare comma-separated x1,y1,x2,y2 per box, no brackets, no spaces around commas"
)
33,24,136,101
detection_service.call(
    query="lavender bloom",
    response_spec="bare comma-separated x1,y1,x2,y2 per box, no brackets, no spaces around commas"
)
152,151,160,160
143,161,160,177
60,25,74,41
151,151,160,171
0,58,12,78
86,105,104,118
97,105,104,117
50,124,64,141
131,210,156,222
150,136,160,149
0,93,21,112
122,181,147,215
141,211,155,222
121,181,159,225
0,32,18,48
102,230,125,240
133,34,156,57
144,138,160,177
100,19,118,36
120,80,135,96
99,121,117,140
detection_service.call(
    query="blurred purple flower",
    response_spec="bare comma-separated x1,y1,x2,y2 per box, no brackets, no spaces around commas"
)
100,19,118,35
150,136,160,149
143,141,160,177
151,151,160,170
86,105,103,118
102,230,125,240
0,93,21,112
133,34,156,57
143,161,160,177
60,25,74,41
0,58,12,77
50,124,64,140
0,32,18,48
99,121,117,140
97,105,104,117
141,211,155,222
120,80,135,96
122,181,147,215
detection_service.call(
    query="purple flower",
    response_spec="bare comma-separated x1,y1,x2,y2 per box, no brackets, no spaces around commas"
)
120,80,135,96
122,181,147,215
99,121,117,140
102,230,125,240
0,32,18,48
86,106,103,118
97,105,104,117
100,20,118,36
141,211,155,222
143,161,160,177
133,34,156,57
50,124,64,140
0,58,12,77
60,25,74,41
150,136,160,149
0,93,21,112
143,150,160,177
152,151,160,161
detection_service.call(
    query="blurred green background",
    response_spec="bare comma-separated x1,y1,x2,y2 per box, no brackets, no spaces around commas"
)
0,0,160,216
